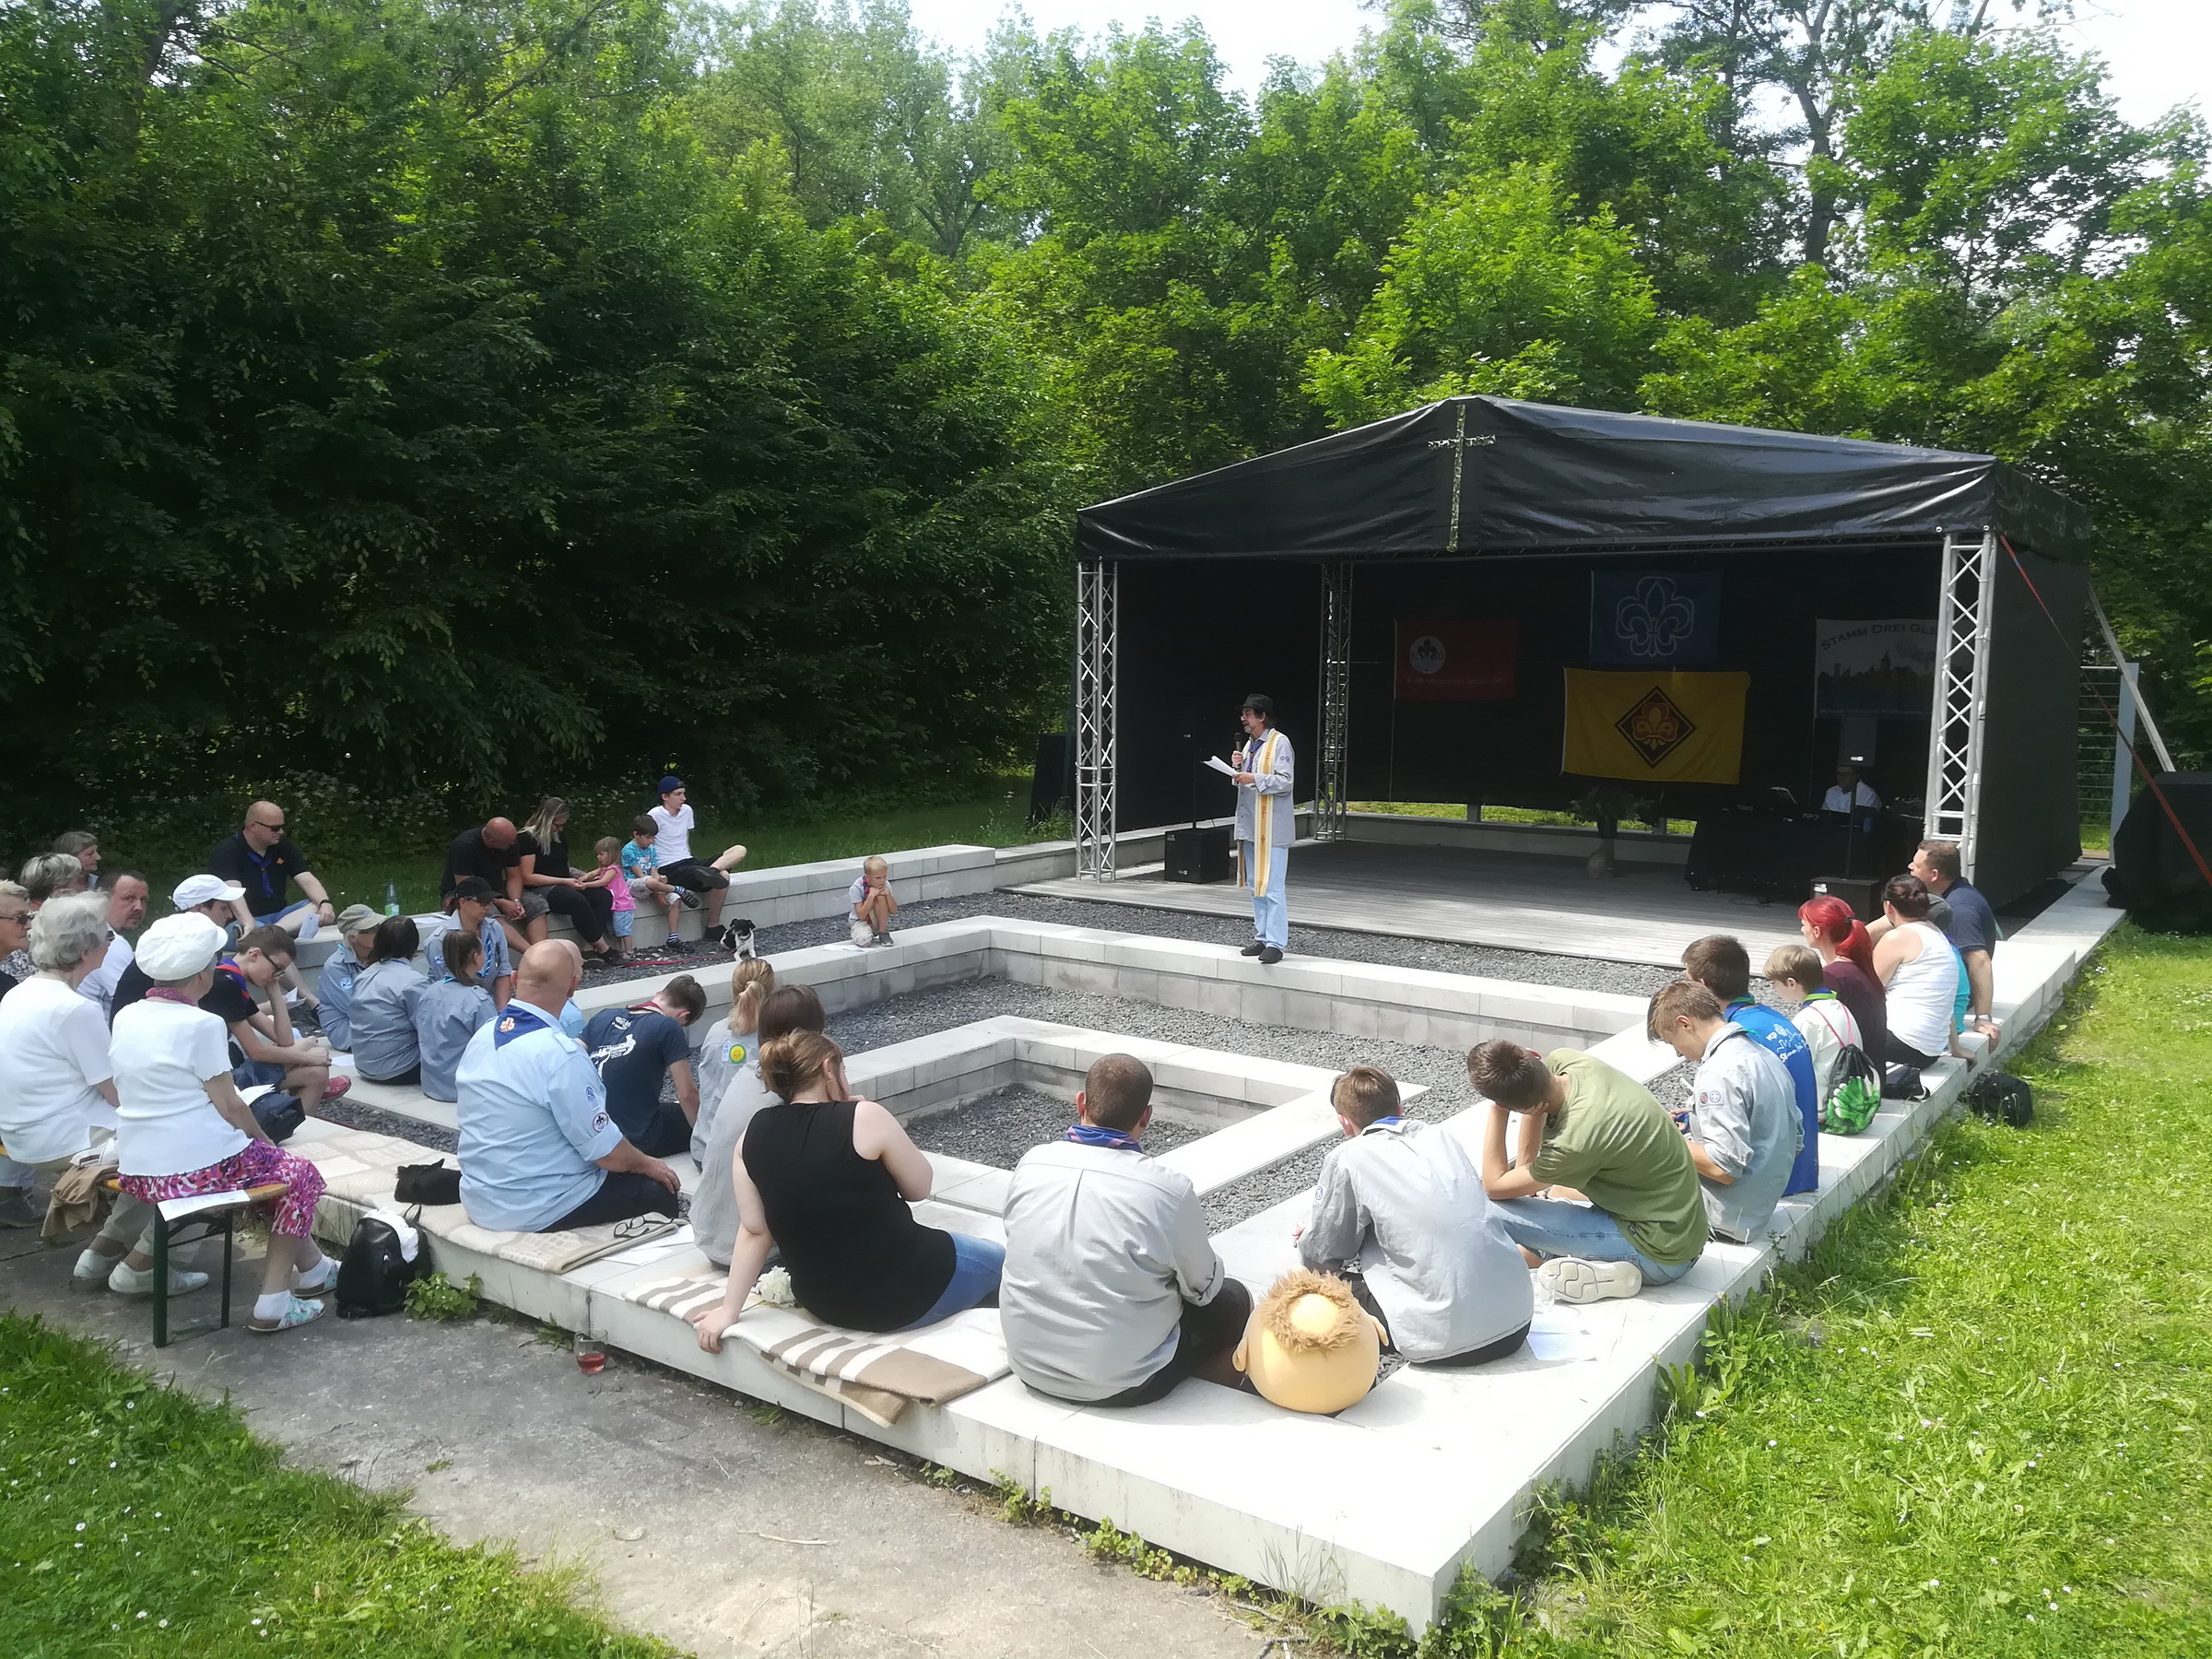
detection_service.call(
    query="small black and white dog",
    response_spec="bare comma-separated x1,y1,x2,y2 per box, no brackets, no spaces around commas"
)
709,917,759,959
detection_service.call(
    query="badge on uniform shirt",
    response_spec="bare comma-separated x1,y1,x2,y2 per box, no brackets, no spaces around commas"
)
590,1111,610,1134
498,1016,517,1034
727,1041,747,1065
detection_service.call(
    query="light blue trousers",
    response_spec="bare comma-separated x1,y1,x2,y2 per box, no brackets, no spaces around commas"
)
1242,841,1289,948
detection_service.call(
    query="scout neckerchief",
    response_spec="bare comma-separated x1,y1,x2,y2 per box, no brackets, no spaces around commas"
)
493,1001,559,1047
1065,1123,1143,1153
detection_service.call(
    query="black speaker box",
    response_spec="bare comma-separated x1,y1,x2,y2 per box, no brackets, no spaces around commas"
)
1809,873,1884,922
1164,825,1234,883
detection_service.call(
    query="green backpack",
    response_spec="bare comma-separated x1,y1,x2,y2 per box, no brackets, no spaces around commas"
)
1821,1041,1883,1135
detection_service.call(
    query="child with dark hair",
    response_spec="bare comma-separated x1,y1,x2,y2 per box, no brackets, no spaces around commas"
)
1467,1037,1705,1304
417,929,496,1103
349,917,427,1085
618,817,684,939
1298,1065,1532,1366
1681,934,1819,1197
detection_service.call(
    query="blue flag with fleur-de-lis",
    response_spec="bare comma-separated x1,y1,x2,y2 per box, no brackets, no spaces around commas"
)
1589,571,1721,666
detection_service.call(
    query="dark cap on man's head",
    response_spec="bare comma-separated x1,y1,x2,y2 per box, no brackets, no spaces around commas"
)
1241,693,1274,717
657,774,684,795
453,877,497,903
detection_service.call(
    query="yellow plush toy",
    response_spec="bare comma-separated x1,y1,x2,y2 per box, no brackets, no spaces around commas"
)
1234,1268,1384,1416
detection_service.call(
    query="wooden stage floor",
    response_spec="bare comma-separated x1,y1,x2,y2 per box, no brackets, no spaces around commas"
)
1013,840,1806,969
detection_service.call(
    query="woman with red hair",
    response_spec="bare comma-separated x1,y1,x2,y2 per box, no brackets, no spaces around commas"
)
1798,897,1886,1063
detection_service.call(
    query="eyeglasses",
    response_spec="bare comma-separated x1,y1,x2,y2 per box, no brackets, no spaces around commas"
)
0,911,28,925
251,820,286,831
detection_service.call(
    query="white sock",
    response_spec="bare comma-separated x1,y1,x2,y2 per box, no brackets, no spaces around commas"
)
254,1290,291,1321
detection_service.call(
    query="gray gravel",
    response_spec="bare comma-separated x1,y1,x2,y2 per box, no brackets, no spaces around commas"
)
904,1084,1210,1170
314,1097,455,1155
579,889,1677,999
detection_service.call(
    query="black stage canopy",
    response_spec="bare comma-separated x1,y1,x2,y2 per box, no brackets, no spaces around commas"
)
1077,396,2092,565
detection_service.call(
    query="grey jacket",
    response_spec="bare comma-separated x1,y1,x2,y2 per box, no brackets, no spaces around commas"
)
1687,1023,1802,1243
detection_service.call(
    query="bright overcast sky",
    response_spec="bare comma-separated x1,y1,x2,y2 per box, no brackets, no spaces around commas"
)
903,0,2206,126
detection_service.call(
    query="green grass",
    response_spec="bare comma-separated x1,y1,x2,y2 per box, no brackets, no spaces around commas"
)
0,1315,672,1658
1460,924,2212,1657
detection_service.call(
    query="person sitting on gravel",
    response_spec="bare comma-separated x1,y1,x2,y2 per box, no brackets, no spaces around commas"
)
581,975,707,1159
456,940,682,1233
693,959,775,1168
111,913,335,1331
1649,982,1801,1245
1681,935,1818,1197
208,926,340,1107
691,1030,1002,1346
313,904,384,1053
692,982,822,1268
0,893,171,1286
349,916,429,1085
441,877,515,1008
1001,1053,1252,1405
849,855,898,946
1297,1065,1532,1367
417,928,497,1103
1467,1039,1705,1303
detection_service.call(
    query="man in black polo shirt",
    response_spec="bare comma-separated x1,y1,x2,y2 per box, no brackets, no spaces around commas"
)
442,818,531,954
208,801,338,940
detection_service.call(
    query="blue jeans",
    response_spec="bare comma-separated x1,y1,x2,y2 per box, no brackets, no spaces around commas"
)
1241,841,1289,948
254,899,315,928
232,1057,288,1090
901,1232,1006,1330
1492,1197,1697,1285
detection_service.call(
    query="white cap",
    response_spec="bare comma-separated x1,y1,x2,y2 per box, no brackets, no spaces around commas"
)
135,913,228,981
171,874,245,910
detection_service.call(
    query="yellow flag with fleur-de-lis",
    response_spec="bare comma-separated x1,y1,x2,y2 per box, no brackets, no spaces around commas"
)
1562,670,1749,784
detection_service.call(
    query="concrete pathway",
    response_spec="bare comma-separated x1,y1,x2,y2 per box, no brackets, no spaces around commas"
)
0,1244,1264,1659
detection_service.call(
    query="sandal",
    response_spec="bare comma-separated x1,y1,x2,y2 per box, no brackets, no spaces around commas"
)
292,1257,338,1294
250,1293,327,1333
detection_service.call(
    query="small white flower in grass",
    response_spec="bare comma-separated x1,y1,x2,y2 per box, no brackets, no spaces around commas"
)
1925,1580,1939,1588
137,1611,147,1619
76,1523,86,1532
1768,1439,1777,1447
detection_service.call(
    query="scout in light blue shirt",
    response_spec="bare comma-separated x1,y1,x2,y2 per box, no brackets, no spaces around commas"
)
417,979,495,1102
316,909,382,1052
455,998,620,1231
1653,985,1802,1246
348,957,428,1083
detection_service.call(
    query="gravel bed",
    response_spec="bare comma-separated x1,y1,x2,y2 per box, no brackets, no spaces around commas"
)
572,888,1677,998
313,1096,455,1155
903,1084,1210,1170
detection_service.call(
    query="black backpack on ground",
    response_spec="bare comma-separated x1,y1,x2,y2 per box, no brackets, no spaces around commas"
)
1965,1070,2034,1128
251,1090,304,1143
335,1212,431,1318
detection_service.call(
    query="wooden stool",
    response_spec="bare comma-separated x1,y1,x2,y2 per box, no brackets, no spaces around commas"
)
96,1176,292,1347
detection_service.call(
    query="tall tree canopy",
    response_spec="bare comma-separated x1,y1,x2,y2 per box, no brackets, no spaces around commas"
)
5,0,2211,841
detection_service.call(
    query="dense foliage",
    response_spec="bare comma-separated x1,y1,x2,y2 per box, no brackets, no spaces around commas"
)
6,0,2212,845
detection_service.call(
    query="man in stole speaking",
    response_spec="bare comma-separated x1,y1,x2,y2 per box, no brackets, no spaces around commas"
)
1231,693,1295,965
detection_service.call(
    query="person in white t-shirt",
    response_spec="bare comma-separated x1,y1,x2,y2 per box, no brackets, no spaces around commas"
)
1821,764,1882,816
77,870,149,1018
0,893,177,1291
110,914,335,1334
648,775,747,931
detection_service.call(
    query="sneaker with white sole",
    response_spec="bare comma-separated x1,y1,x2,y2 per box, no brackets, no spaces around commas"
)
75,1247,121,1284
1536,1257,1642,1304
108,1259,211,1298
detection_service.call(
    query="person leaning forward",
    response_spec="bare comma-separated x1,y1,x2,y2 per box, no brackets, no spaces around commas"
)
454,940,680,1234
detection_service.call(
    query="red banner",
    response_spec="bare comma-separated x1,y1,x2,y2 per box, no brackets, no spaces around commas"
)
1394,621,1516,700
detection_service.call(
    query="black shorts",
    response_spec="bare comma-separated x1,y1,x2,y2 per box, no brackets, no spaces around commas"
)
1088,1278,1254,1408
659,859,728,893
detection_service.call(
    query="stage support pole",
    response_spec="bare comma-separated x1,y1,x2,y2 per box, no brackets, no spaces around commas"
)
1316,560,1353,841
1924,528,1997,884
1075,556,1118,880
2111,660,2140,845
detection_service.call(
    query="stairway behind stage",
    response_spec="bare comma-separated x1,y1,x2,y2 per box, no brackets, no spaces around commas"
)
1014,839,1804,969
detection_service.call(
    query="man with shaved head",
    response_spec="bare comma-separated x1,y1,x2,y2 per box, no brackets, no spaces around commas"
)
207,799,337,1018
454,940,682,1233
442,816,530,954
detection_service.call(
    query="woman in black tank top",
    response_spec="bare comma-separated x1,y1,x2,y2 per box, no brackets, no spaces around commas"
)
689,1031,1003,1347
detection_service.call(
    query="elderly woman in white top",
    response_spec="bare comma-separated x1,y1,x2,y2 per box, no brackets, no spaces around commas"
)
111,914,334,1333
0,894,191,1293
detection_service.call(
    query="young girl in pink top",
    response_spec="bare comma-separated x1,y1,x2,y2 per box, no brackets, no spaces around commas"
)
586,837,637,964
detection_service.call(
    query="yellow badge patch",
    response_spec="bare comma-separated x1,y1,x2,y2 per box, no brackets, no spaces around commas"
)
727,1042,747,1065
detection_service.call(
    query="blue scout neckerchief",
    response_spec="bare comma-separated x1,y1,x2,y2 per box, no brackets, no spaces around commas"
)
1065,1123,1143,1152
494,1002,559,1047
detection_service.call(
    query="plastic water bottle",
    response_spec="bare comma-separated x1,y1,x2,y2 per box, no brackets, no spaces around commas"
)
383,880,401,917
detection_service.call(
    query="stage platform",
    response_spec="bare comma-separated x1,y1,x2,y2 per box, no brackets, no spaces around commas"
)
1014,838,1804,969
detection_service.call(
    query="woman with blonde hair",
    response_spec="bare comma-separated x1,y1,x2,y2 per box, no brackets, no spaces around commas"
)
515,796,617,963
690,1029,1003,1346
693,958,775,1168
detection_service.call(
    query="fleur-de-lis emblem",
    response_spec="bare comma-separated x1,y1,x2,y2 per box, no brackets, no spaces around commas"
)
1408,634,1447,674
1616,686,1698,766
1615,577,1698,659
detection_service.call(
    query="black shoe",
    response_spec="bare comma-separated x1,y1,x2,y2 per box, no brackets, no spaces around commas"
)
678,889,703,912
1241,941,1265,957
1257,947,1283,966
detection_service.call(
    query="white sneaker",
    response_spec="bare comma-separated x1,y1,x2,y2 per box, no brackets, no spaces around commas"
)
76,1247,120,1284
1536,1257,1642,1304
108,1259,211,1298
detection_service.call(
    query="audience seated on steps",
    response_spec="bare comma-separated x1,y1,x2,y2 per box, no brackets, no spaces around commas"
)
0,882,36,1217
619,816,686,937
209,926,339,1106
1762,944,1864,1101
692,982,821,1270
690,1030,1004,1349
110,913,335,1332
515,796,618,965
1798,896,1888,1063
581,976,706,1159
849,855,899,947
313,905,382,1053
1469,1039,1706,1305
417,928,496,1103
693,959,776,1168
1298,1065,1533,1368
648,775,747,932
51,830,103,892
437,878,515,1009
350,916,429,1086
77,871,149,1018
1873,874,1969,1076
106,875,249,1020
1002,1053,1253,1406
1648,982,1800,1247
0,893,170,1285
1682,935,1819,1198
587,837,637,963
441,816,531,956
456,940,682,1234
1868,840,2002,1044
